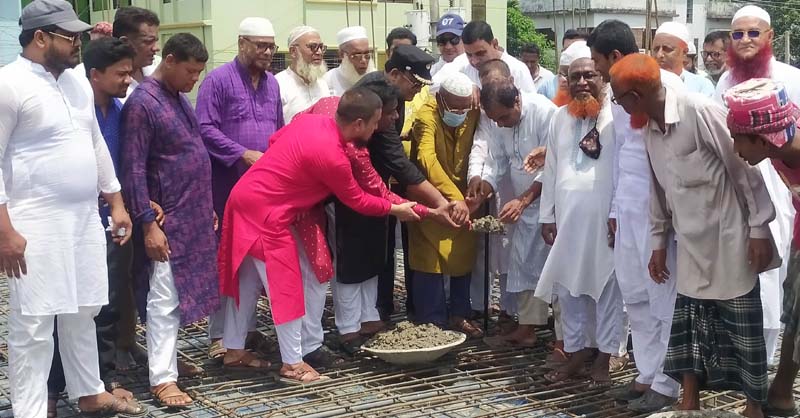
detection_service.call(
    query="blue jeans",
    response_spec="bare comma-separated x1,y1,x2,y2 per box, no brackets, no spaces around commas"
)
411,271,471,327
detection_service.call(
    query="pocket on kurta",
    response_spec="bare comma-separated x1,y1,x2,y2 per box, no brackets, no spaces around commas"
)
672,150,711,188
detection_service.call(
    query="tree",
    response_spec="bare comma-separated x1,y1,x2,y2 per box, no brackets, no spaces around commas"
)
507,0,556,71
759,0,800,65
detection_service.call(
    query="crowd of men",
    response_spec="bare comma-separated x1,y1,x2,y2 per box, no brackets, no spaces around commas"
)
2,0,800,417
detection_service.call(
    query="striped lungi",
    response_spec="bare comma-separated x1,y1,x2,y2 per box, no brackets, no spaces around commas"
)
664,283,767,403
782,248,800,365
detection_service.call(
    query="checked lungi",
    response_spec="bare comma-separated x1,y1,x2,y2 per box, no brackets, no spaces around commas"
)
664,283,768,403
782,249,800,365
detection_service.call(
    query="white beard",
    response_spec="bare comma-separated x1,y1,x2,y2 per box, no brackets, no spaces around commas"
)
339,57,377,87
294,58,328,84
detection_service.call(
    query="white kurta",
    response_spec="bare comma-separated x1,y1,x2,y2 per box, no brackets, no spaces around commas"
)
483,93,557,292
714,60,799,328
533,67,555,91
275,67,330,123
323,66,362,96
0,56,120,315
459,52,536,93
536,102,616,302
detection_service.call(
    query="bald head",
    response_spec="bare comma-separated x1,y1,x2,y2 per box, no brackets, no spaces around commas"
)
479,59,511,85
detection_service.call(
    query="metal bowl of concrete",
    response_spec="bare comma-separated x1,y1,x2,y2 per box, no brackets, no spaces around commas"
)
362,331,467,365
647,411,743,418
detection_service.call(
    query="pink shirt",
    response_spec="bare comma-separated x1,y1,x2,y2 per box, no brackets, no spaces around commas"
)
772,159,800,249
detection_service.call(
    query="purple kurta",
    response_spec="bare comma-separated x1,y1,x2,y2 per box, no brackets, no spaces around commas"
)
120,77,220,325
195,58,284,220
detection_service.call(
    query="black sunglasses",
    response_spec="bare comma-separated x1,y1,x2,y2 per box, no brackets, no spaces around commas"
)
436,35,461,46
731,30,761,41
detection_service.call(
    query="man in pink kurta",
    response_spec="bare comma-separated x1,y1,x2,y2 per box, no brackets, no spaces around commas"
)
218,88,418,382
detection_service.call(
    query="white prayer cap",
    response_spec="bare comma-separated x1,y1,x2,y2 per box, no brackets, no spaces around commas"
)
559,40,591,66
337,26,369,46
733,5,771,25
688,42,697,55
655,21,691,46
288,26,318,46
441,72,473,97
239,17,275,37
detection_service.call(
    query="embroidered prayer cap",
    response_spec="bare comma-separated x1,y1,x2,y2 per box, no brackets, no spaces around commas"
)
239,17,275,37
733,5,771,25
441,72,473,97
91,21,113,37
655,21,692,47
386,44,435,84
337,26,369,47
724,78,800,148
288,26,318,46
559,41,591,67
21,0,92,32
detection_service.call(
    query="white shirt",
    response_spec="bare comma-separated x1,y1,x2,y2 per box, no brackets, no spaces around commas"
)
533,66,555,91
434,52,536,94
481,93,557,292
123,55,160,103
536,101,616,302
275,67,330,123
323,66,354,97
431,53,466,78
0,56,120,315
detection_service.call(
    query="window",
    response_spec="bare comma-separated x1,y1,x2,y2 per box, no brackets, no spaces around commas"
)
686,0,693,23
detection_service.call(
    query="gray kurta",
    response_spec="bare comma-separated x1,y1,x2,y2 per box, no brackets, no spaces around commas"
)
644,88,775,301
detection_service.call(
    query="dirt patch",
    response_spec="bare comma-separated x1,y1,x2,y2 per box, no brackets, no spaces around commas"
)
470,215,506,234
364,321,461,350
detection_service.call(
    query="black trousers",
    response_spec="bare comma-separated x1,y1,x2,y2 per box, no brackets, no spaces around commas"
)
48,233,133,392
376,217,413,320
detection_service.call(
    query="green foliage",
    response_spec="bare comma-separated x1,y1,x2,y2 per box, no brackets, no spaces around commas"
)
507,0,556,71
760,0,800,65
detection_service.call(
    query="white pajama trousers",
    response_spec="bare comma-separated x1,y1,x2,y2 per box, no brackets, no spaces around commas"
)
626,301,680,398
9,306,105,418
147,261,181,387
223,255,326,364
555,279,623,354
208,296,256,339
331,276,381,334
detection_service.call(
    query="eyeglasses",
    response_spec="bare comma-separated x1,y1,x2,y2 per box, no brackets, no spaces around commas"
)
401,71,423,89
701,51,723,60
611,89,635,105
439,93,469,114
47,31,80,45
436,35,461,46
731,30,761,41
348,51,373,62
568,71,599,83
304,43,327,53
241,37,278,53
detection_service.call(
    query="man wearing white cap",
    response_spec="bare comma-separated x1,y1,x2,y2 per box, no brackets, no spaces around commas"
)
714,4,799,373
196,17,283,364
476,75,557,350
0,0,140,416
276,26,330,122
535,45,623,387
715,6,800,416
324,26,376,96
652,21,715,97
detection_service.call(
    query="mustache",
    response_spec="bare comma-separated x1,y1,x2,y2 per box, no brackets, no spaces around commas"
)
728,42,773,83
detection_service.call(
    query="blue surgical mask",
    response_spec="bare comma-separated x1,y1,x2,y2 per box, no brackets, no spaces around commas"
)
442,110,467,127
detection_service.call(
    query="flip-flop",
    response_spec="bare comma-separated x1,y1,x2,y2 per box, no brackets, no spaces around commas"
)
81,396,148,417
223,351,273,372
763,403,799,417
150,382,192,410
543,347,571,369
279,362,331,386
208,339,227,360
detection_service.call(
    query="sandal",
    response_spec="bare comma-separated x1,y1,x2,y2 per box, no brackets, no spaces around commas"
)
245,332,275,354
81,396,148,417
543,365,588,384
208,339,227,360
303,345,346,369
608,353,629,373
279,362,331,385
177,358,205,378
47,392,58,418
150,381,193,410
543,347,571,369
340,335,366,356
449,317,484,338
223,351,272,372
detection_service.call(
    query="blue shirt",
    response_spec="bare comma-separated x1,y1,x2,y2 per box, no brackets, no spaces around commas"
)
97,98,123,228
681,70,716,97
538,76,558,100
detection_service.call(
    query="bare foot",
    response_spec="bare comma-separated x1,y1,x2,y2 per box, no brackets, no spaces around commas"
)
741,399,765,418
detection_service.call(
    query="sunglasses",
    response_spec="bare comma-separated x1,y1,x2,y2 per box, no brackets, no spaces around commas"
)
436,35,461,46
47,31,80,45
241,37,278,53
731,30,761,41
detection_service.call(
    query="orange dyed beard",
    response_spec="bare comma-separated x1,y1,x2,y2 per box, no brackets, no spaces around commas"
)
567,95,602,119
553,88,571,107
630,112,650,129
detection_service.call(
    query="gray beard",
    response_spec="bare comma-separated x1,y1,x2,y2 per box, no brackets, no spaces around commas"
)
294,58,328,84
338,58,376,87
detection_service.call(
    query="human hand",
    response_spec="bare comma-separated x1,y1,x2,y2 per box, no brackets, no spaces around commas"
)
450,200,470,226
242,150,264,167
466,176,494,201
149,200,165,226
143,222,170,262
748,237,773,273
390,202,421,222
498,198,526,224
648,249,670,284
541,223,557,245
607,218,617,248
0,229,26,278
523,146,546,173
429,202,460,228
110,206,133,246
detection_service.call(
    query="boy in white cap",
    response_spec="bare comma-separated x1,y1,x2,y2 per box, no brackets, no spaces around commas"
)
0,0,141,416
714,4,800,375
652,21,715,96
325,26,375,96
276,26,330,122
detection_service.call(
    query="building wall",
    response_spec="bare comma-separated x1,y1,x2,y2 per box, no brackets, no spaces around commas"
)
0,2,22,66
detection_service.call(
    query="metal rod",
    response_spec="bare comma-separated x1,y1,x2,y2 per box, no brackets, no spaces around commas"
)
483,201,490,333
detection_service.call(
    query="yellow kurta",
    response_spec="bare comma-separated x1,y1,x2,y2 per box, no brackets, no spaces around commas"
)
401,86,432,157
408,96,479,275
